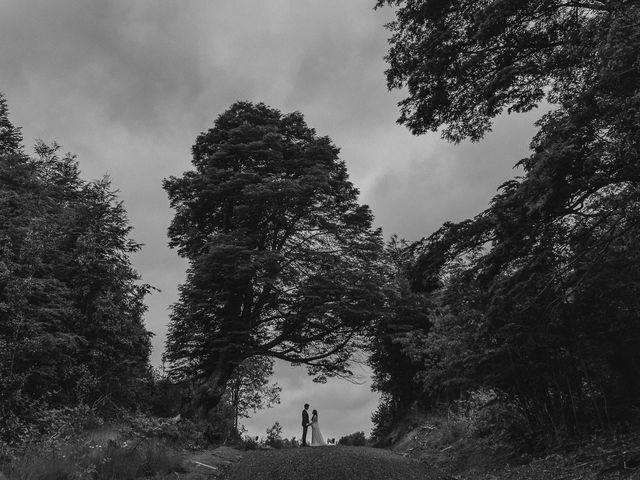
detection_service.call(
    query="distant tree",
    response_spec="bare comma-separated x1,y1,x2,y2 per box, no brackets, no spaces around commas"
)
376,0,625,141
224,356,281,432
368,237,431,431
0,93,22,154
163,102,386,416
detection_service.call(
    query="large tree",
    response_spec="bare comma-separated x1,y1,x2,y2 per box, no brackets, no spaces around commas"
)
0,94,152,428
373,1,640,434
163,102,386,416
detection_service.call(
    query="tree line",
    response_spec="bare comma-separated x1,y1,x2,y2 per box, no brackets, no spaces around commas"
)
370,0,640,439
0,95,152,431
0,95,280,444
2,0,639,447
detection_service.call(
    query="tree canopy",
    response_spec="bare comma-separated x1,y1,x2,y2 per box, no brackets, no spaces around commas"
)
371,1,640,436
163,102,386,415
376,0,628,141
0,94,152,430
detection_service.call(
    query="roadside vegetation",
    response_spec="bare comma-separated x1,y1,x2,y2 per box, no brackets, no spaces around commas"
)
1,405,205,479
368,1,640,477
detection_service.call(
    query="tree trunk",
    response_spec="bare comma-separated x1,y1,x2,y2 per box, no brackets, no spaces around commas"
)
195,353,241,419
196,288,250,419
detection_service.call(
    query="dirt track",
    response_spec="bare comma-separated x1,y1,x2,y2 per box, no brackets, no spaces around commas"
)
221,445,440,480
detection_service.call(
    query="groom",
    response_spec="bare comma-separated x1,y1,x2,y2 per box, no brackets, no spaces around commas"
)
301,403,310,447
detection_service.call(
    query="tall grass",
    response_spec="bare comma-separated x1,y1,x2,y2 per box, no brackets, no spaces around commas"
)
5,438,186,480
6,447,76,480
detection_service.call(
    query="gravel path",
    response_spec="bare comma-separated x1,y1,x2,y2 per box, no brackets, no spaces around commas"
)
222,445,440,480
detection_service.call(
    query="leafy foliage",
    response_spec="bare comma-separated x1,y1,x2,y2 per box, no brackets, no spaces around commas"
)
163,101,386,414
0,94,152,440
338,431,367,446
372,1,640,438
376,0,626,141
6,423,187,480
265,421,284,448
368,237,432,429
224,356,281,432
0,94,22,154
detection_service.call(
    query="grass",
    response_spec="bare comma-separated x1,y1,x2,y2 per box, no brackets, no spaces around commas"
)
5,437,186,480
390,412,640,480
6,449,76,480
1,409,217,479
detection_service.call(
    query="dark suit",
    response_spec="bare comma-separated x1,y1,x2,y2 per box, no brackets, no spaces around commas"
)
301,408,310,446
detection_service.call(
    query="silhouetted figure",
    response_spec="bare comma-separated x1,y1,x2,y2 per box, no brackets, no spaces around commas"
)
301,403,310,446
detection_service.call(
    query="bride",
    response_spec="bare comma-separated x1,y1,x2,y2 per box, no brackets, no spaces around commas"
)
310,409,327,446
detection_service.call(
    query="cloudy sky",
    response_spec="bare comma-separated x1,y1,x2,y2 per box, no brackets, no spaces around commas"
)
1,0,542,440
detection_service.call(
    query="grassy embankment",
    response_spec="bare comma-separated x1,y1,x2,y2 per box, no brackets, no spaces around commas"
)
0,407,213,480
385,411,640,479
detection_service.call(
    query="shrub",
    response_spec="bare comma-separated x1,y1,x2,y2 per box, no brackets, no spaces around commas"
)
283,437,300,448
7,438,186,480
241,435,260,450
147,375,184,418
338,431,367,446
4,415,189,480
7,447,76,480
445,389,528,446
432,417,468,446
1,403,102,451
94,438,186,479
265,422,284,449
118,411,210,450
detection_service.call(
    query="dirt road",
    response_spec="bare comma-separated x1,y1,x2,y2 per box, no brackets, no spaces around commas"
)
221,445,440,480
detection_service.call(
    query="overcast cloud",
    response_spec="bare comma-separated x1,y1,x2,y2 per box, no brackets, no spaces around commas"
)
1,0,541,439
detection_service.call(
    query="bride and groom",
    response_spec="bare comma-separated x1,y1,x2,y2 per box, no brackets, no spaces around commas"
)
301,403,326,447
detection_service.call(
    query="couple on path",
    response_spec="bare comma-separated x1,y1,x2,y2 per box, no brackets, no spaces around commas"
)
301,403,326,447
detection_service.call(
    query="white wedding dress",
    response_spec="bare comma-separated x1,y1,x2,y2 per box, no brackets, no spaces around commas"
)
310,414,327,446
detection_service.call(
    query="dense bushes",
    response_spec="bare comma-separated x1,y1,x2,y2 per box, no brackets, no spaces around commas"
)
0,403,225,479
265,421,284,449
6,432,187,480
338,431,367,446
239,422,301,450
